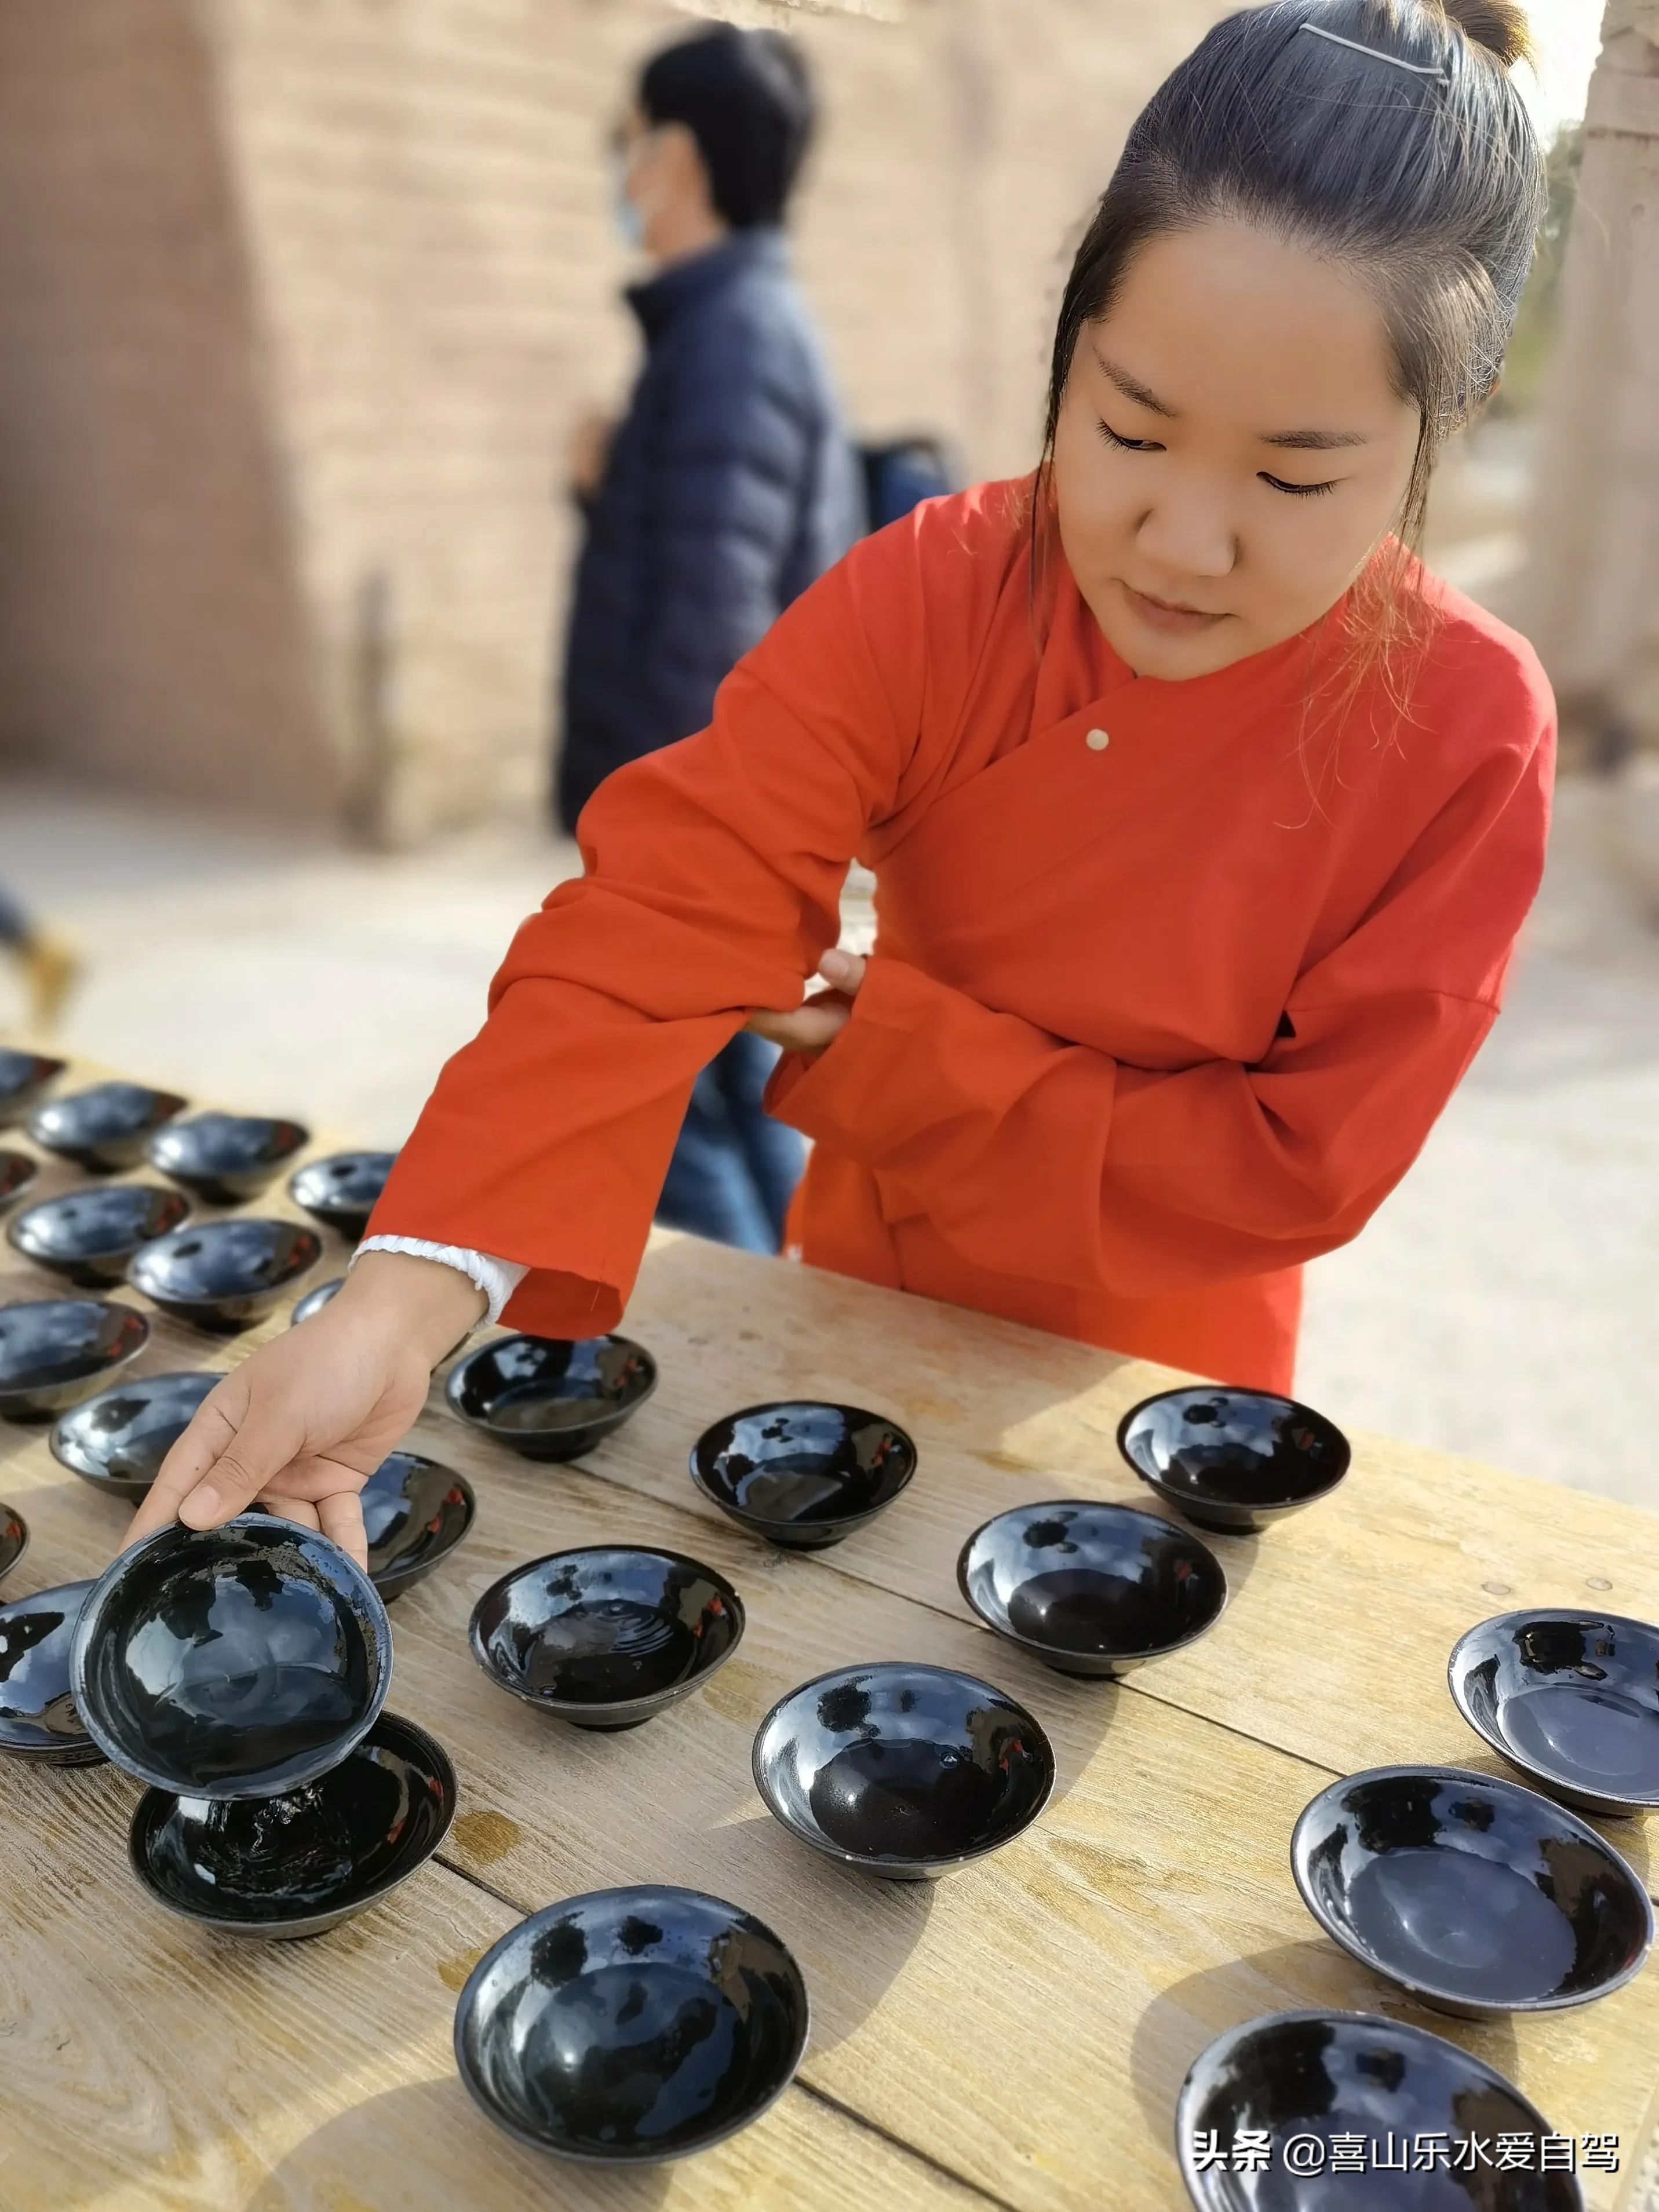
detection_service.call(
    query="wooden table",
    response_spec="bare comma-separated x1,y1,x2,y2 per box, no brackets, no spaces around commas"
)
2,1057,1658,2212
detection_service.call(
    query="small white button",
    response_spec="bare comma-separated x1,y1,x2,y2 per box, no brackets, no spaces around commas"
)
1085,727,1110,751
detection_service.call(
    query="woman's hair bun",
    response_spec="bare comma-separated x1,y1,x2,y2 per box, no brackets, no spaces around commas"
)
1434,0,1537,71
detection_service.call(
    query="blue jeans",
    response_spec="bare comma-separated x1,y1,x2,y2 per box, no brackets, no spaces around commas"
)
656,1032,805,1254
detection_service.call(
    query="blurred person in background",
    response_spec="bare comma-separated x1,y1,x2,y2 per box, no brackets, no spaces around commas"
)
557,23,861,1256
0,884,78,1032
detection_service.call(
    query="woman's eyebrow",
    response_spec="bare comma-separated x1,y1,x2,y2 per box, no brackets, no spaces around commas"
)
1092,350,1372,450
1092,349,1177,417
1261,426,1372,451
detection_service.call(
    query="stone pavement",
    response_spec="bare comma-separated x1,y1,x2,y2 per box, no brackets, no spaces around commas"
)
3,768,1656,1507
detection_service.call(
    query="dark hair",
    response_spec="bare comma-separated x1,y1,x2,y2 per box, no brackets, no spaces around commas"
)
639,26,816,229
1042,0,1546,716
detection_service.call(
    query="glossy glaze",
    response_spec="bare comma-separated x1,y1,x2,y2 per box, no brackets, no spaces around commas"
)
129,1710,455,1937
287,1150,396,1242
957,1500,1227,1677
127,1216,322,1332
0,1579,101,1762
0,1295,151,1421
0,1149,39,1210
1118,1386,1351,1534
147,1112,311,1204
1292,1765,1652,2019
28,1081,188,1173
454,1885,809,2163
446,1333,658,1463
72,1513,392,1797
689,1400,917,1549
1449,1609,1659,1817
471,1547,744,1730
290,1277,344,1326
50,1370,220,1500
0,1049,65,1129
9,1183,191,1288
752,1661,1055,1878
0,1503,28,1587
1177,2009,1584,2210
361,1451,475,1601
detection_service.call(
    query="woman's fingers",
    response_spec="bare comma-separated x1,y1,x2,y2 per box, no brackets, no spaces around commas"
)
745,994,852,1055
817,948,866,994
125,1390,243,1547
257,1493,321,1532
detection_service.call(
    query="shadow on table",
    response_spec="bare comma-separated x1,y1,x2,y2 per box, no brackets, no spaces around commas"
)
241,2077,673,2212
1127,1941,1522,2149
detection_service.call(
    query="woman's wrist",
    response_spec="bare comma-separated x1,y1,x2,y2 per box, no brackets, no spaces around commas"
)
334,1249,489,1367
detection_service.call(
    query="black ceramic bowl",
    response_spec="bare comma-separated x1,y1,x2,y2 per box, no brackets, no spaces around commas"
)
129,1710,455,1939
1291,1764,1652,2020
29,1081,188,1173
957,1500,1227,1677
454,1885,810,2164
147,1111,311,1205
9,1183,191,1289
362,1450,475,1603
1176,2009,1584,2211
1118,1386,1351,1534
752,1661,1054,1879
446,1333,658,1463
0,1503,28,1587
0,1578,102,1763
127,1216,322,1332
470,1547,744,1731
71,1513,392,1797
290,1277,344,1326
287,1150,397,1242
0,1049,65,1129
0,1149,39,1210
689,1400,917,1550
0,1295,151,1421
1449,1609,1659,1819
49,1370,220,1501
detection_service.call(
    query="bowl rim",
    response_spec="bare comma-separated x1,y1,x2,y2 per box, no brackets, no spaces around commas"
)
1115,1385,1352,1509
0,1295,152,1397
0,1049,67,1090
1289,1760,1654,2014
363,1450,477,1593
1175,2005,1584,2210
750,1658,1056,1872
468,1543,746,1719
30,1081,189,1138
48,1368,226,1484
285,1148,398,1210
70,1510,393,1797
126,1708,458,1929
444,1332,659,1437
146,1110,312,1167
451,1883,811,2164
955,1496,1229,1664
9,1182,191,1262
1447,1608,1659,1814
687,1398,920,1535
0,1503,30,1578
0,1147,41,1195
126,1217,324,1308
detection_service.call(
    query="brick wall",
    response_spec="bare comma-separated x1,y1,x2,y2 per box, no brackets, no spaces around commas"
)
0,0,1239,838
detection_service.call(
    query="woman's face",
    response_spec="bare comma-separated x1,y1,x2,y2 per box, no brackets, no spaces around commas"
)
1051,220,1423,681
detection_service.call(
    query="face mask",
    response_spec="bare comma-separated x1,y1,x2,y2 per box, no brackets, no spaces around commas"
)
609,148,644,250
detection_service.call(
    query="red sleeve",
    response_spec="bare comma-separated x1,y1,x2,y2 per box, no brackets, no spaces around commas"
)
767,701,1555,1297
363,510,961,1337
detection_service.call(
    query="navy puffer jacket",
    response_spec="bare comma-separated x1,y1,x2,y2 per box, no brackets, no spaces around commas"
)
556,227,860,832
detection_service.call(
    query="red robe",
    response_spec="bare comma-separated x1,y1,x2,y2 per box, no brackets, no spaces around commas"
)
369,483,1555,1392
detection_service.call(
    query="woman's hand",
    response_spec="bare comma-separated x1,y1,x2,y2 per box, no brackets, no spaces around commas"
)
123,1252,488,1568
745,948,866,1055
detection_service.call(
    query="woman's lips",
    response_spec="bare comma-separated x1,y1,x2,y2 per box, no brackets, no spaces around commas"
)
1120,582,1229,636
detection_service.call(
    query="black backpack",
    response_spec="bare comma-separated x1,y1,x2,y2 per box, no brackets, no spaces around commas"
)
858,435,958,534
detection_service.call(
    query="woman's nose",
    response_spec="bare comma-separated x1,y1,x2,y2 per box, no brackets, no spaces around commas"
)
1134,486,1238,581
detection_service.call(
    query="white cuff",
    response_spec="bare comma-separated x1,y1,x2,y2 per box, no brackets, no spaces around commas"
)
353,1237,529,1327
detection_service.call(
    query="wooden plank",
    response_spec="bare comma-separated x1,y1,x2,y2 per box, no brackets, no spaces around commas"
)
10,1421,1649,2212
559,1231,1659,1786
0,1758,994,2212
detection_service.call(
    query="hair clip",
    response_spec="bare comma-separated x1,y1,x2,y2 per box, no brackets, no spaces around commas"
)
1299,23,1450,81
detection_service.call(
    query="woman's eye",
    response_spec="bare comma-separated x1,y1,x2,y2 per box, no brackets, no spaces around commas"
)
1098,420,1162,454
1260,472,1338,499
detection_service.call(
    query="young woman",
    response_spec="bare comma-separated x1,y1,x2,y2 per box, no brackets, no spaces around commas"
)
133,0,1553,1564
